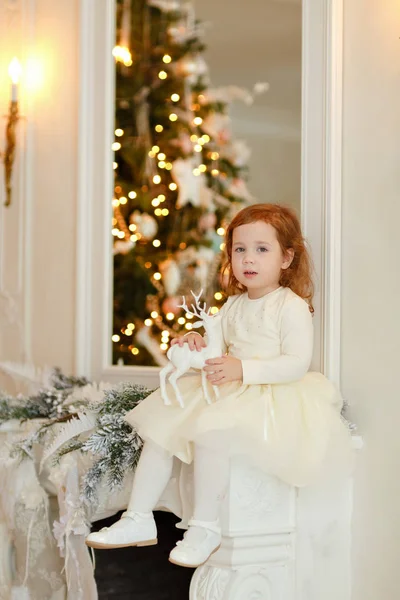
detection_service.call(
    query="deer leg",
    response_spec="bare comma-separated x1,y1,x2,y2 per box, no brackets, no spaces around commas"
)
160,363,175,406
168,368,187,408
201,368,212,405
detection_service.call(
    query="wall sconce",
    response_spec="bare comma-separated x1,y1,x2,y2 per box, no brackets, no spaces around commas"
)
1,57,21,207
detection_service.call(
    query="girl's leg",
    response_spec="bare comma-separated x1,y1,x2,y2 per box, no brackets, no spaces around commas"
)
169,440,230,567
86,440,173,549
127,439,174,513
192,442,230,522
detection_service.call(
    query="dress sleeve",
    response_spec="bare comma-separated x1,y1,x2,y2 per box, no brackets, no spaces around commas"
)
241,297,314,385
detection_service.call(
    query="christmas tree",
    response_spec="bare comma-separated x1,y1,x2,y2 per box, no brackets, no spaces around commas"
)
112,0,264,366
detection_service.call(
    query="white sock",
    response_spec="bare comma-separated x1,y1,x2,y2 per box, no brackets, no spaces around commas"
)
127,440,173,514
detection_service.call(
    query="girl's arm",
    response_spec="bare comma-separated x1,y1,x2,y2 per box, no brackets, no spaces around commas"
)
241,298,314,385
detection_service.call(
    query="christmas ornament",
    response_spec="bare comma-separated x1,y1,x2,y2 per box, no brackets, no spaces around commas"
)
175,55,209,85
113,240,135,255
198,212,217,232
227,178,254,202
202,113,231,144
130,211,158,240
161,296,182,315
147,0,181,12
171,158,213,208
159,259,181,295
221,140,252,168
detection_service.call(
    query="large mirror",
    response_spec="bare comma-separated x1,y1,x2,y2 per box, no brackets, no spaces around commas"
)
110,0,301,367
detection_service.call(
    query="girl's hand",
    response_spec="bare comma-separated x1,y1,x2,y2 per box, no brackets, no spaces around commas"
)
203,356,243,385
170,332,206,352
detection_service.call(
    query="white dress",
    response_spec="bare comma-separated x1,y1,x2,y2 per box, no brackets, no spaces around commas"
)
125,286,352,487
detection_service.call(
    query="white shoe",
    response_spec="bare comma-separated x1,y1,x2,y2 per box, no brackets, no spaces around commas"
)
85,511,157,549
169,518,221,568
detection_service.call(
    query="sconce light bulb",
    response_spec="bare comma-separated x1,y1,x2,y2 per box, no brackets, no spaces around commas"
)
8,57,22,84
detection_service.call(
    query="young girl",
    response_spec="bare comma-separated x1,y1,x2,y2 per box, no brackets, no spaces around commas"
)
86,203,352,567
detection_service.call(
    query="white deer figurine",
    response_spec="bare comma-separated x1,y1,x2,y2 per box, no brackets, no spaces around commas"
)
160,290,225,408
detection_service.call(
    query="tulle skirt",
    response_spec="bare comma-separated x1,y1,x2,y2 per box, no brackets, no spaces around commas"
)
124,371,353,487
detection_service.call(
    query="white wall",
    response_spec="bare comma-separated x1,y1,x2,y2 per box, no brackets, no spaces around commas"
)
341,1,400,598
0,0,79,376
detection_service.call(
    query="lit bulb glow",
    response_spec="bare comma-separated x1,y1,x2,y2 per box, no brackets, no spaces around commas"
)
112,46,132,66
8,57,22,84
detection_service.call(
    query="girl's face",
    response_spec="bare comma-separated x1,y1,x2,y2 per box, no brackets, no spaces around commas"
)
231,221,293,299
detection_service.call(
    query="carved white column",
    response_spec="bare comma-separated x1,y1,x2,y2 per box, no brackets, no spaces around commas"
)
189,452,355,600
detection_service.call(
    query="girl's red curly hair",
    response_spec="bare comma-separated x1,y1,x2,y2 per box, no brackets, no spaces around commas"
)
222,203,315,313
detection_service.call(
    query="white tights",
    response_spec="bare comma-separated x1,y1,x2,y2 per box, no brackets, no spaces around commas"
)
127,439,230,523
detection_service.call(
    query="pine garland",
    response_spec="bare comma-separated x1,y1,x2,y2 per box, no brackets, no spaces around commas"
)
1,371,153,512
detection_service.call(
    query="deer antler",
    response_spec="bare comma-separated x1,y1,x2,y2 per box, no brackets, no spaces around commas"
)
177,289,208,320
